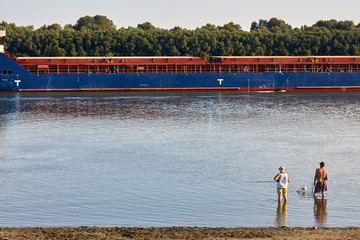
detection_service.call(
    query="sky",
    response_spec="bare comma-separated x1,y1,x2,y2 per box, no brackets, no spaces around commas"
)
1,0,360,31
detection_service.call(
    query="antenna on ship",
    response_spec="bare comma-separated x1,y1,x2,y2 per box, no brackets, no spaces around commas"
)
0,30,5,53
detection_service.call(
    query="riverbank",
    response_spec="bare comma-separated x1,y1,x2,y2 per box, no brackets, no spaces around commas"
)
0,226,359,239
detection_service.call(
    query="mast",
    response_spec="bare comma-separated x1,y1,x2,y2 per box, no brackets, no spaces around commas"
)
0,30,5,53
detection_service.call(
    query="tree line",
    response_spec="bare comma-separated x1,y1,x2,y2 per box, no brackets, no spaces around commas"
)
1,15,360,57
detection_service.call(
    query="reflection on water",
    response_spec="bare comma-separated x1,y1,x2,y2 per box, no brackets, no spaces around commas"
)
0,119,3,186
314,198,327,225
275,202,288,227
0,119,3,158
0,92,360,227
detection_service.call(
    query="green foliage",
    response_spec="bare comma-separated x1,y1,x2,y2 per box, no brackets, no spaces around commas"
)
251,18,292,32
73,15,116,31
313,20,355,31
1,17,360,57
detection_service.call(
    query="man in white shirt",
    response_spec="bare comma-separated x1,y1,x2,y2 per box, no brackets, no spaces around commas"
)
274,166,290,203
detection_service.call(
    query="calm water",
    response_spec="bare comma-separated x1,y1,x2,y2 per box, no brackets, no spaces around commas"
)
0,92,359,228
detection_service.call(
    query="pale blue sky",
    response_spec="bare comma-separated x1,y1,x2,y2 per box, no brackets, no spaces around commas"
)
1,0,360,31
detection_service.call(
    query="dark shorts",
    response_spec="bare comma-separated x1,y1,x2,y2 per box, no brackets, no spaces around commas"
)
315,181,327,193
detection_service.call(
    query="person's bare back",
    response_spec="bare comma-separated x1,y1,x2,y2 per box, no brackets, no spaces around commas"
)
314,168,328,182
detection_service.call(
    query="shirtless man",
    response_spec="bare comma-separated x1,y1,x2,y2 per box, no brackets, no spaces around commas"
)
314,162,328,198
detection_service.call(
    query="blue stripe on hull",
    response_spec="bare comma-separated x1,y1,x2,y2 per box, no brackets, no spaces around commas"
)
1,72,360,92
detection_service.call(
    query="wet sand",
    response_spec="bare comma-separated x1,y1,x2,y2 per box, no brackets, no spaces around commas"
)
0,226,359,239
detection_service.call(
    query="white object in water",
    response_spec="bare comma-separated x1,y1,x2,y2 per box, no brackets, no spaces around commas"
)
297,185,312,194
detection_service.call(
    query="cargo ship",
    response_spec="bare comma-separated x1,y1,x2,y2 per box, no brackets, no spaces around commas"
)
1,32,360,92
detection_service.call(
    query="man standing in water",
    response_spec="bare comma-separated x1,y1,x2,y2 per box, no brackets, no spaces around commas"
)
274,166,290,203
314,162,328,198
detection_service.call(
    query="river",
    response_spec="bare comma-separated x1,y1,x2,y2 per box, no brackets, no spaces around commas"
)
0,92,359,227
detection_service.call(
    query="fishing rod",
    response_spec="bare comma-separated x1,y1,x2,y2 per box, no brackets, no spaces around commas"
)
244,180,277,183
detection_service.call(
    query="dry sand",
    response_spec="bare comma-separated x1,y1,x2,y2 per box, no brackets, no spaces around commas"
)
0,226,359,239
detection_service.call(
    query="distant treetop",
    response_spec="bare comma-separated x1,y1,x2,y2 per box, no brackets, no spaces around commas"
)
250,18,292,31
313,19,356,31
73,15,117,31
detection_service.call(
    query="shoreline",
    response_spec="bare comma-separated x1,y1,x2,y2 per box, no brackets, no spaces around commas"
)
0,226,359,239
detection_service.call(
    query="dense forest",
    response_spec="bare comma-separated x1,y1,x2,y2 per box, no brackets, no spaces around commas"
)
1,15,360,57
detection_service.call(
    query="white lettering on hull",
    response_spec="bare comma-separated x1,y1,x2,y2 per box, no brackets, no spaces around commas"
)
217,79,224,86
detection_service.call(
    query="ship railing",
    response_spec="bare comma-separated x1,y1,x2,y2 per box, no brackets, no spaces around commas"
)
23,63,360,75
3,51,16,60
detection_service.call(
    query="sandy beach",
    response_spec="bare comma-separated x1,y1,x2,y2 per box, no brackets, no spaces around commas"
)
0,226,359,239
